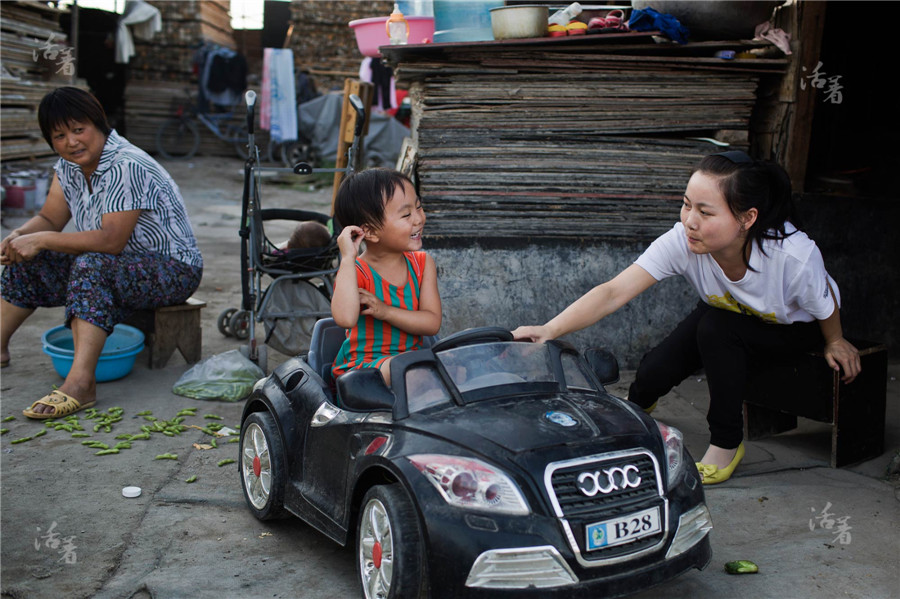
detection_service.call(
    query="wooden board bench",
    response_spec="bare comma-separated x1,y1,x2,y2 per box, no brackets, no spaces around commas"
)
744,339,888,468
125,298,206,369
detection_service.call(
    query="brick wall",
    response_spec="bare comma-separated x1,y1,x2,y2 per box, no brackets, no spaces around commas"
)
287,0,392,92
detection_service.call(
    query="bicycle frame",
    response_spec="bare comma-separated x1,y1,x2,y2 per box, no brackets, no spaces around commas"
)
196,111,242,144
157,89,251,160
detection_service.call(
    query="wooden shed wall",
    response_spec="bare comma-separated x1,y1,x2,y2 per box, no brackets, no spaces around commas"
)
0,1,80,163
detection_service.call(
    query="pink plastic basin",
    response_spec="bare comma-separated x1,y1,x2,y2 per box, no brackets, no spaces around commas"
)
349,16,435,58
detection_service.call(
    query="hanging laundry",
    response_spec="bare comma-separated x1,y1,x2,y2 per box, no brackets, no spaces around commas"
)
115,0,162,63
261,48,298,143
201,46,247,108
296,71,320,105
359,57,397,113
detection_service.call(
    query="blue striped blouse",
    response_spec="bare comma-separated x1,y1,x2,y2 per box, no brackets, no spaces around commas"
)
53,130,203,268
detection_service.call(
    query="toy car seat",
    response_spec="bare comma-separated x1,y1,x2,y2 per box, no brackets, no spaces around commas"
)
307,318,346,388
307,317,440,389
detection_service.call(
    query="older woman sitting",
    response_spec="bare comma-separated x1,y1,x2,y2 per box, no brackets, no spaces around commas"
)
0,87,203,418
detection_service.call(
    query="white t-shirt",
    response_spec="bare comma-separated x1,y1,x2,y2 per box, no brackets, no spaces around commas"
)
635,222,838,324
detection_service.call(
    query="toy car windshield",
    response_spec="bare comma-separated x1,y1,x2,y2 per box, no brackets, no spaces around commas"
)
402,342,600,409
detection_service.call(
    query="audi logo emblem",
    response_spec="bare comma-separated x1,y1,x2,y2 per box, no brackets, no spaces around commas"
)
576,465,641,496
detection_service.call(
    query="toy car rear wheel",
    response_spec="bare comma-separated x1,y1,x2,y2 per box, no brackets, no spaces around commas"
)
239,411,287,520
357,484,425,599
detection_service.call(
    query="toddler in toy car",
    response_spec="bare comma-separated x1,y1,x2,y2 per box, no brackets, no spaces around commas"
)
330,168,442,385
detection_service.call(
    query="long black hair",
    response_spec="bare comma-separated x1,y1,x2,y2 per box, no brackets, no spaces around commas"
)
697,151,801,269
38,87,111,147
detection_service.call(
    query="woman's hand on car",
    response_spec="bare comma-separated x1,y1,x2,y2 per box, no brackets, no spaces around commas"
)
511,325,552,343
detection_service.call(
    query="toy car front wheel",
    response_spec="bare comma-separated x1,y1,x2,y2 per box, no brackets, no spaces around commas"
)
239,411,287,520
357,484,426,599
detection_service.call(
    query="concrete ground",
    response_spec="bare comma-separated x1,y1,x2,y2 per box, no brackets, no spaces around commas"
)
1,156,898,599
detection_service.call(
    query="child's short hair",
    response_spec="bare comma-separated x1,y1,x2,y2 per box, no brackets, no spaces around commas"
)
287,221,331,249
333,168,413,230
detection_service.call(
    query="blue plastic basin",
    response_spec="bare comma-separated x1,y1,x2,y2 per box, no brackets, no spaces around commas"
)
42,324,145,382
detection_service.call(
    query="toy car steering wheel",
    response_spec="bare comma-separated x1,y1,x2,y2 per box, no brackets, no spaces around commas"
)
431,327,513,352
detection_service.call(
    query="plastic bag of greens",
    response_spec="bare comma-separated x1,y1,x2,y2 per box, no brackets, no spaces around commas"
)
172,350,265,402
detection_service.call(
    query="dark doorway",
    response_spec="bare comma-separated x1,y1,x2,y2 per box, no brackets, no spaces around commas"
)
60,8,127,134
805,2,896,198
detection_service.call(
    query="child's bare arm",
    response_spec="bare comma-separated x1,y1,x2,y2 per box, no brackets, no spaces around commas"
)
358,254,441,336
331,226,365,328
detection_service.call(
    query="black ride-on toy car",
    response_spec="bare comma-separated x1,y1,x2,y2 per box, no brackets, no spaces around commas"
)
238,322,712,598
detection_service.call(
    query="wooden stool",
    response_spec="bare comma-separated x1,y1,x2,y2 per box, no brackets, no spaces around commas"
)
745,339,888,468
125,298,206,369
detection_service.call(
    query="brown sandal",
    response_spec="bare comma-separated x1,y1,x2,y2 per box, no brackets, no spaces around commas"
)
23,390,96,419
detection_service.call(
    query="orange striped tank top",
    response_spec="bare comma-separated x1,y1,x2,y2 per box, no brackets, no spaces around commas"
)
332,251,427,379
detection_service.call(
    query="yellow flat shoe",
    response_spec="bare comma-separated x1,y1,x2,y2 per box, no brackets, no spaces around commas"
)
643,401,658,415
23,390,96,420
696,443,745,485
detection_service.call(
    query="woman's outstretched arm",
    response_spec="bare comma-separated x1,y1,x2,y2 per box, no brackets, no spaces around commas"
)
512,263,658,343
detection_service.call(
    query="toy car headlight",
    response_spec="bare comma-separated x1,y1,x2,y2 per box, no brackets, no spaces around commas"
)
656,422,685,484
408,454,530,516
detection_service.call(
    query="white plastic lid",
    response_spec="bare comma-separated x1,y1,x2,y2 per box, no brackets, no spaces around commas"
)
122,486,142,498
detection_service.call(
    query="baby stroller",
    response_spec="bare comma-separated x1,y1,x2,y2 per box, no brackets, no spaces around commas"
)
218,90,366,372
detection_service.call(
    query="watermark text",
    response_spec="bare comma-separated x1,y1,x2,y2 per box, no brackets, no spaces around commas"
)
809,502,852,545
34,521,78,564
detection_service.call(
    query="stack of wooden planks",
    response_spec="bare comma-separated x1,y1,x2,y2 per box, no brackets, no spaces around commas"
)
123,81,194,154
127,0,234,81
0,1,79,163
123,81,270,158
0,1,68,80
125,1,242,155
383,38,788,242
287,0,392,92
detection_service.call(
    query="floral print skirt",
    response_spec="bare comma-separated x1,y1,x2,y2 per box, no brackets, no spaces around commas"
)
1,251,202,334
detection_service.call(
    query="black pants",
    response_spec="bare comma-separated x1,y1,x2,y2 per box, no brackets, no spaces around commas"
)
627,301,824,449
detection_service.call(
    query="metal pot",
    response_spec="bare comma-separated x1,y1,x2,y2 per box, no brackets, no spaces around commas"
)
490,5,549,40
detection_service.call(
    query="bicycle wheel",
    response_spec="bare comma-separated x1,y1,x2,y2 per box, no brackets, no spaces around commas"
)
265,139,279,164
156,118,200,159
280,139,317,168
230,124,251,160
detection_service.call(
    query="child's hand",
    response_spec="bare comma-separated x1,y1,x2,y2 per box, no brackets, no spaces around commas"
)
824,337,861,384
337,226,365,260
359,289,389,320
